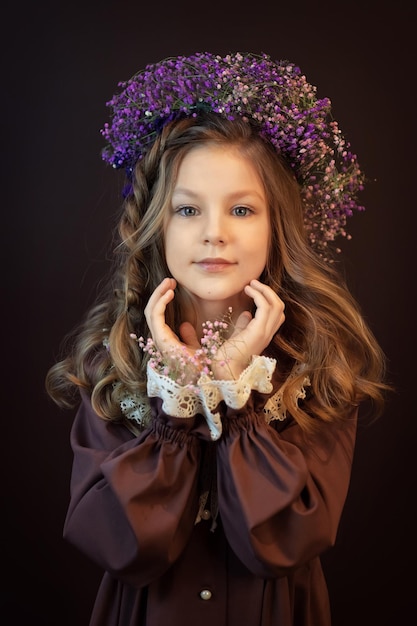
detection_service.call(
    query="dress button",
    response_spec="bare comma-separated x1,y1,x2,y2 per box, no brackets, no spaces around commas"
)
201,509,211,520
200,589,212,601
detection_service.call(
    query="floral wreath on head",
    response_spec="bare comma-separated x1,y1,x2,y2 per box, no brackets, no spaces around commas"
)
100,51,365,256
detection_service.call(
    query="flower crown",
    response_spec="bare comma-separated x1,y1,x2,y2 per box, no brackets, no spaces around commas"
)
100,51,365,254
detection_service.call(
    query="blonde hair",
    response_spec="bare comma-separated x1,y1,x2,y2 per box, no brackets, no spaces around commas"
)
46,113,390,432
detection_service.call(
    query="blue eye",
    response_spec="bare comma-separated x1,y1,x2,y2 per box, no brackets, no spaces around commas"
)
177,205,197,216
232,206,251,216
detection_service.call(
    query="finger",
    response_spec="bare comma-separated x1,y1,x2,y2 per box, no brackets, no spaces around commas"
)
144,279,178,350
243,293,284,330
148,277,176,307
245,279,284,308
243,282,285,336
145,278,176,320
231,311,252,335
179,322,200,349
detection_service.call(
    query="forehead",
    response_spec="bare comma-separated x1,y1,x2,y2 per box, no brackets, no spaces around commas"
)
174,143,266,193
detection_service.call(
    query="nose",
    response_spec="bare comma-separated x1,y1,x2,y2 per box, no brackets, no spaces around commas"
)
203,211,226,245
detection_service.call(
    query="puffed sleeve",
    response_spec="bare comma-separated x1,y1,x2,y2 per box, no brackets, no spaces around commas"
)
216,394,357,578
63,390,210,588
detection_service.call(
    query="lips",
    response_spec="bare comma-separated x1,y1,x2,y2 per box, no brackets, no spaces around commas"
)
195,258,235,272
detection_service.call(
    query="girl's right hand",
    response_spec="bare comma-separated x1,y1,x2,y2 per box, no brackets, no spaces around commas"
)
144,277,200,359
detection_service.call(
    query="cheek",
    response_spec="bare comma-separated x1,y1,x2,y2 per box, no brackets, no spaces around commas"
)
164,244,175,272
247,226,270,258
242,245,268,278
164,234,184,277
163,228,176,259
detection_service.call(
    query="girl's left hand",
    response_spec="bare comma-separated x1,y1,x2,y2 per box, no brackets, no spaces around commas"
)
210,279,285,380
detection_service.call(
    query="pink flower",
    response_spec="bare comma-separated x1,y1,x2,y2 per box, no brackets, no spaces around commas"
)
131,309,234,385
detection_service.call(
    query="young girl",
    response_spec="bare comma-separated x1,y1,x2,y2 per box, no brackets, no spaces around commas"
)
46,52,389,626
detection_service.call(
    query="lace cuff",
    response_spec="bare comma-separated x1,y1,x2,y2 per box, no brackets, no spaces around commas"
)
147,355,276,440
115,358,311,439
263,373,311,422
113,382,151,426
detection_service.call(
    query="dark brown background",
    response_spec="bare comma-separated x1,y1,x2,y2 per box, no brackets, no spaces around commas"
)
2,1,415,624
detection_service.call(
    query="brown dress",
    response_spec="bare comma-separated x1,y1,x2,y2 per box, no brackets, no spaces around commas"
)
63,387,357,626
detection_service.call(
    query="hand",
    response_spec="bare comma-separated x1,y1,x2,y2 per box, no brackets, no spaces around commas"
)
144,277,285,382
211,279,285,380
144,277,199,360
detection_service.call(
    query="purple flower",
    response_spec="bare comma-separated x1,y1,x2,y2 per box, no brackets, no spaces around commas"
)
100,52,365,255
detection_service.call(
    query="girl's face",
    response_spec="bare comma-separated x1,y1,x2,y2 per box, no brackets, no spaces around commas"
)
164,143,271,319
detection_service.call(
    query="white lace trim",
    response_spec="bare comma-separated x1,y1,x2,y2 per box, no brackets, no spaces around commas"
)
147,355,275,440
115,357,311,440
113,384,151,424
263,374,311,422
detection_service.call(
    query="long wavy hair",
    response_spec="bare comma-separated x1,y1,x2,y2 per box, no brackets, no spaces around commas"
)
45,113,390,433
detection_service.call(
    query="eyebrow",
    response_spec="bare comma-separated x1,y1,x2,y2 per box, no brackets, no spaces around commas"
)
172,187,265,202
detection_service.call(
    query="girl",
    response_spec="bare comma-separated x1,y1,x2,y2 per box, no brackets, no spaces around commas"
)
46,52,389,625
